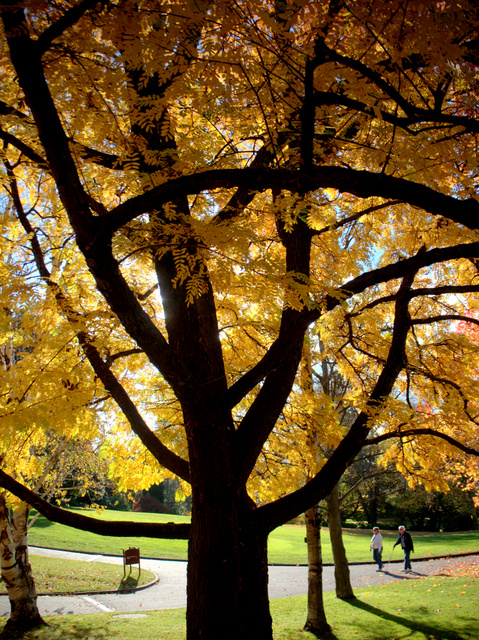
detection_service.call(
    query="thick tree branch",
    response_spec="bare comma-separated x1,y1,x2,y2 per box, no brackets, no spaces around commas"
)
411,314,479,327
79,333,191,482
346,286,479,321
96,167,479,243
211,139,287,224
227,241,479,407
0,120,123,174
314,36,418,117
71,141,123,170
0,98,29,120
1,1,97,248
36,0,101,56
233,211,313,486
0,469,190,539
0,128,49,169
255,267,416,532
5,160,191,483
314,90,479,134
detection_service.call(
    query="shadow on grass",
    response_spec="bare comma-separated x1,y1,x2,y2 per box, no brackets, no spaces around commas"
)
118,576,139,591
118,569,140,591
305,625,340,640
346,597,476,639
29,515,54,529
2,619,113,639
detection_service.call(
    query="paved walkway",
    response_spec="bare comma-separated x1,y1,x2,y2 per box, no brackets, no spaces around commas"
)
1,548,478,617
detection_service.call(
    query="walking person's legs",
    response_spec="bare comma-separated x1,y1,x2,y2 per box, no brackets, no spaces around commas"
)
373,548,383,570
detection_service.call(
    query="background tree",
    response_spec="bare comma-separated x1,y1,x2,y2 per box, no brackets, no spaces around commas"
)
385,475,478,532
2,2,479,639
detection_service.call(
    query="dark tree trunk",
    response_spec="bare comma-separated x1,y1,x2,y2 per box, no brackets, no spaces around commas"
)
304,505,331,636
186,490,272,640
326,484,355,600
367,486,379,526
186,497,241,639
238,522,272,640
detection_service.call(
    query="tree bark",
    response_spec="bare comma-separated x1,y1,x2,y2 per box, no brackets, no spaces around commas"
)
238,520,272,640
0,497,45,638
187,500,241,639
304,505,331,636
326,484,355,600
186,488,272,640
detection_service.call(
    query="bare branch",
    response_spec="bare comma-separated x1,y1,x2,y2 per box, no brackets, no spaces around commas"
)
366,428,479,457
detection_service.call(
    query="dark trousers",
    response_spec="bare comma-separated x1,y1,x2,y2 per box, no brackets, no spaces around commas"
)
373,548,383,569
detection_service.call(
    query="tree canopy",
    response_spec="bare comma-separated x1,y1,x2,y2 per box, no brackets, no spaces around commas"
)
1,1,479,638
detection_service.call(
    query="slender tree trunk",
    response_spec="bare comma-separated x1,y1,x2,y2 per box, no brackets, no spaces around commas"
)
0,497,45,638
368,485,379,526
326,484,355,600
304,505,331,636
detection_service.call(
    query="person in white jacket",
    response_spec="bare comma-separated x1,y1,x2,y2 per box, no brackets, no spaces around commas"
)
370,526,383,571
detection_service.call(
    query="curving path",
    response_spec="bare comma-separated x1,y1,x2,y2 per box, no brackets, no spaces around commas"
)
1,547,478,617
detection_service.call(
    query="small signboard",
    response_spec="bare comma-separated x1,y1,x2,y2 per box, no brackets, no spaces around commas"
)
123,547,141,577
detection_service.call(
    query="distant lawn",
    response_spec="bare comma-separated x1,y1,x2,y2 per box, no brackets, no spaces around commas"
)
28,510,189,561
2,572,478,639
0,556,155,595
27,509,479,565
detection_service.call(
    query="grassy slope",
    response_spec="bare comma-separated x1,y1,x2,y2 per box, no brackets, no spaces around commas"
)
1,575,478,640
28,509,479,564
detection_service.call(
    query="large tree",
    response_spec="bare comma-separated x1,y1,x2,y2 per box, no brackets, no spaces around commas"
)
2,1,479,638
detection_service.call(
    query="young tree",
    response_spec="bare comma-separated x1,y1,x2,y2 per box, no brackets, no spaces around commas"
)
2,2,479,639
0,494,45,639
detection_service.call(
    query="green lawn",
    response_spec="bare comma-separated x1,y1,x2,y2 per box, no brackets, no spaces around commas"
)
2,574,477,639
27,509,479,564
0,556,155,595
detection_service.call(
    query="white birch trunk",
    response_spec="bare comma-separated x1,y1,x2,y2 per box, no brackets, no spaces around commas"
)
0,495,45,637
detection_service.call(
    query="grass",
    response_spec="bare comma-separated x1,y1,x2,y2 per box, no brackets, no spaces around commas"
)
27,509,479,565
1,572,478,639
272,572,479,640
0,556,156,595
28,510,189,561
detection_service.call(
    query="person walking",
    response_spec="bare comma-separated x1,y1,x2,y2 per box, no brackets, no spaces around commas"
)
393,525,414,572
370,526,383,571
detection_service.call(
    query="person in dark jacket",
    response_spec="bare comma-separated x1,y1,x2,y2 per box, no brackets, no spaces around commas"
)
393,525,414,572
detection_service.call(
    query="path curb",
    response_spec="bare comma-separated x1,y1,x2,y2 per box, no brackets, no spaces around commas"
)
34,574,160,598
